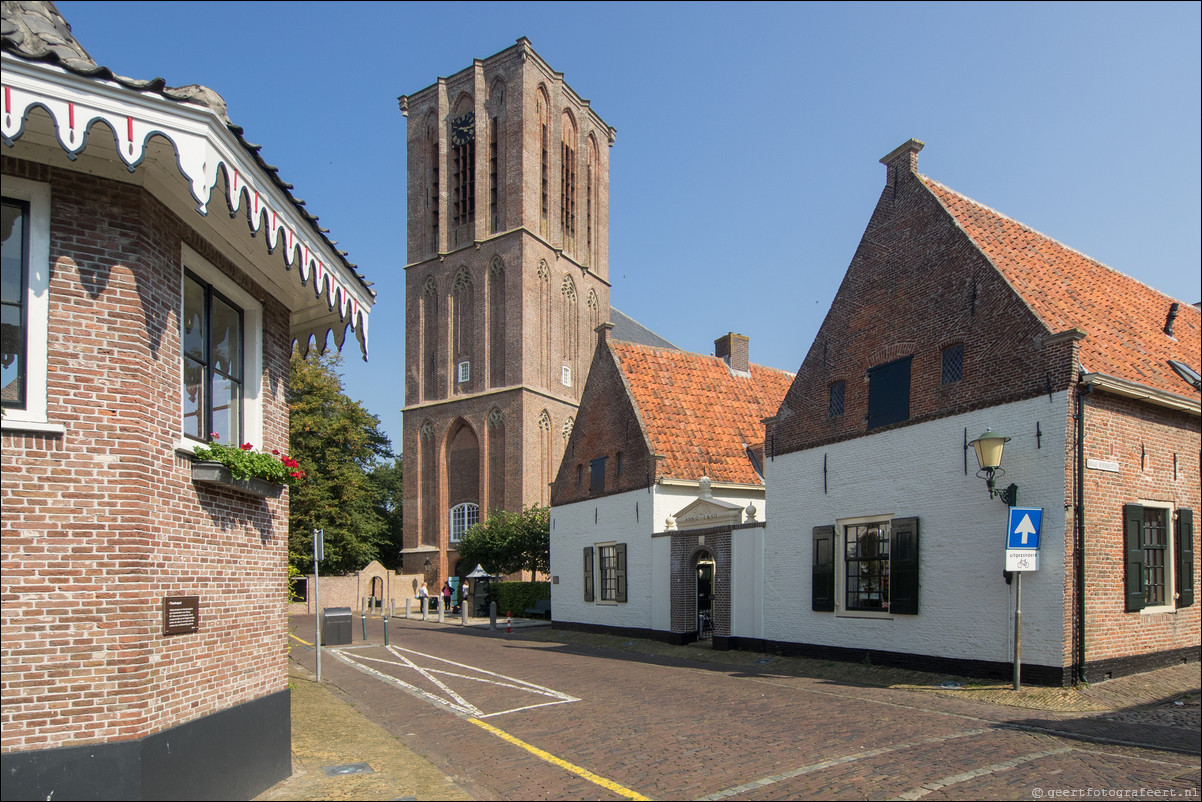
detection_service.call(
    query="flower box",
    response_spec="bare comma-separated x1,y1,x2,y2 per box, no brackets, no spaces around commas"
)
191,461,284,499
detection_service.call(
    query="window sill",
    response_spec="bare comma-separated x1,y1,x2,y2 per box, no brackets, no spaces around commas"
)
836,609,894,620
1,418,66,435
1140,605,1176,616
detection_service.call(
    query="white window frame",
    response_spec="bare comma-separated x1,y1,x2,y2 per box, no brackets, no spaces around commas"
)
1138,499,1175,614
597,541,618,604
834,513,895,620
449,502,479,544
561,365,572,387
1,176,58,433
176,244,262,453
457,360,470,383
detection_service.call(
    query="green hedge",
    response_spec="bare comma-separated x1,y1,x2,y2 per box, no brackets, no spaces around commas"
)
491,581,551,617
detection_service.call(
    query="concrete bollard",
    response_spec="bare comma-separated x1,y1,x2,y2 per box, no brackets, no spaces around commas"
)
489,601,497,630
404,598,411,618
421,598,428,621
461,603,468,626
438,603,444,623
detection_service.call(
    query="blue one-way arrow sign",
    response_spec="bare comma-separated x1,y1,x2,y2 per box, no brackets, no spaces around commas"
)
1006,507,1043,550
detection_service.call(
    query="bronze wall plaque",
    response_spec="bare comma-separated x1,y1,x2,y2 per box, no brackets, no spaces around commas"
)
163,596,200,635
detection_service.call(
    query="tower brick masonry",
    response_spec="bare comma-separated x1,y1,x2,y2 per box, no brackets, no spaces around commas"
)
399,38,616,580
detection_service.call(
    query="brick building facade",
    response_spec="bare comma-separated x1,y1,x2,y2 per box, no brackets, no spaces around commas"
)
398,39,616,583
549,138,1198,686
1,4,374,798
765,139,1198,685
549,330,793,645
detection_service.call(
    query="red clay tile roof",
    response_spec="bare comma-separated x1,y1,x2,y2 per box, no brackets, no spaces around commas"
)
608,340,794,486
922,177,1201,399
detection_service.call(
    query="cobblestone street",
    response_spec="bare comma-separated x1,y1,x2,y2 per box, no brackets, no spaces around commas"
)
258,615,1199,801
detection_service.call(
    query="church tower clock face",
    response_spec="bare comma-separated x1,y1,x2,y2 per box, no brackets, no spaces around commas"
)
399,40,612,579
450,112,475,146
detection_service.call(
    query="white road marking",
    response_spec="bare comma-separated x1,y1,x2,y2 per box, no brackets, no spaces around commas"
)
328,644,578,720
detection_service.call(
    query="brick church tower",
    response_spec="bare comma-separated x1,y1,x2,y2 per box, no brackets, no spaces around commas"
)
399,38,615,579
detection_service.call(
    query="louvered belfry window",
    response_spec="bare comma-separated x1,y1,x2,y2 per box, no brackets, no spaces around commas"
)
452,138,475,230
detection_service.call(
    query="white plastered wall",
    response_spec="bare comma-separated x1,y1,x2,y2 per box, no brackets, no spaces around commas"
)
551,482,765,633
764,393,1070,669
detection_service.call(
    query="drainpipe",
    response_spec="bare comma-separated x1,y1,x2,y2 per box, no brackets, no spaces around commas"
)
1074,379,1092,685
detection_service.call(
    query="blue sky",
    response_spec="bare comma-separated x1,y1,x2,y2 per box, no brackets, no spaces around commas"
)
55,1,1202,452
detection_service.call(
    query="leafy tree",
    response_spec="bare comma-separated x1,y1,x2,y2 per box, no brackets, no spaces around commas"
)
288,350,393,575
369,456,404,570
455,505,549,580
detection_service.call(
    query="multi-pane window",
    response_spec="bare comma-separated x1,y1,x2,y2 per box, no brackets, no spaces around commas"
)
828,380,845,418
599,544,618,601
449,502,479,544
1,199,29,409
941,344,964,384
182,270,244,443
585,543,627,603
1142,507,1168,606
845,521,891,611
1124,503,1193,612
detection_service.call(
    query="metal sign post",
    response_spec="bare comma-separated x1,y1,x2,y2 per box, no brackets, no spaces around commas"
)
1004,508,1042,691
313,529,324,682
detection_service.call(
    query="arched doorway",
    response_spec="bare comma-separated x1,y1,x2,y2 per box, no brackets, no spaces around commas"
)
696,555,715,640
370,576,383,610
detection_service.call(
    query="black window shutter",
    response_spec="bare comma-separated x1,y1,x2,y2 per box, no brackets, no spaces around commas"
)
812,525,835,612
1176,508,1194,608
1124,504,1146,612
615,543,627,603
583,546,594,602
890,517,919,615
867,357,911,430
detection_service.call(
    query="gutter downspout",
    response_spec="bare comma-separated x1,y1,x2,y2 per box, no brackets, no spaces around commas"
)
1074,378,1092,685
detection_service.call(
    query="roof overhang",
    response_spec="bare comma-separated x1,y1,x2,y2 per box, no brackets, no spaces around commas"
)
2,56,372,359
1081,372,1200,416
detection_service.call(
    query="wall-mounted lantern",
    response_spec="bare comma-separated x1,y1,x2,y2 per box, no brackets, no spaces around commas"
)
968,429,1018,506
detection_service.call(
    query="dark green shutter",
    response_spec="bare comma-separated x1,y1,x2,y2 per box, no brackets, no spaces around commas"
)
1124,503,1146,612
1176,508,1194,608
615,543,627,603
889,517,919,615
812,525,835,612
583,546,594,602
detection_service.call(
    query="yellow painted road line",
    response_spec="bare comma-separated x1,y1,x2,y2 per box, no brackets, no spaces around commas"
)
468,717,651,801
290,632,314,647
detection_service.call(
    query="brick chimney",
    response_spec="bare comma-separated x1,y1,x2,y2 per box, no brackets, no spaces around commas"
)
596,321,614,348
715,332,750,375
880,138,924,192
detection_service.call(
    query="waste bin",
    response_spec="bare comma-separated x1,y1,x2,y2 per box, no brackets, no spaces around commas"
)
320,607,352,645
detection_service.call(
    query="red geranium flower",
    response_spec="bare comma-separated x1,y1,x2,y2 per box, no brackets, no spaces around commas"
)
240,442,253,451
